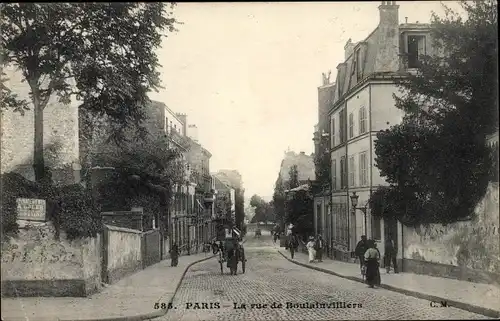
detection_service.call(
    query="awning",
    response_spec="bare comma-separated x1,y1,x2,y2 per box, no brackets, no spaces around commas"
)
233,228,241,237
197,199,205,210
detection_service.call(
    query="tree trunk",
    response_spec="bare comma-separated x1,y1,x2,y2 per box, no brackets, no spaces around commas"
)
32,88,46,183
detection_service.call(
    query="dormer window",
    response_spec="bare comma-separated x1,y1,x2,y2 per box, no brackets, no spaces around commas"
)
355,48,362,79
407,35,426,68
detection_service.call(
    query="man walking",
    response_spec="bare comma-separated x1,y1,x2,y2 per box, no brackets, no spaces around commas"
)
288,233,298,259
315,234,324,262
384,234,398,273
355,235,368,275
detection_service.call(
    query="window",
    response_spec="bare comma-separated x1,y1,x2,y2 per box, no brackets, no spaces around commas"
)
348,156,355,187
407,35,426,68
359,152,368,186
371,216,382,240
331,159,337,190
170,121,173,132
165,117,169,133
340,156,346,189
330,117,335,148
359,107,367,134
349,113,354,138
355,48,362,79
339,109,346,143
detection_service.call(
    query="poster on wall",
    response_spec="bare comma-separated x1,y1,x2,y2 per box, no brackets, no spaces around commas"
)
225,228,232,238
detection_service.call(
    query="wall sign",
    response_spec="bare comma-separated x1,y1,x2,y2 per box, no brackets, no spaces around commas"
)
17,198,46,221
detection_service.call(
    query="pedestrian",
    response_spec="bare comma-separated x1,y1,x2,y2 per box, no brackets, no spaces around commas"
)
384,234,398,273
315,234,324,262
364,239,381,288
373,241,382,286
306,236,316,263
273,231,278,244
355,235,368,275
170,242,179,267
289,233,298,259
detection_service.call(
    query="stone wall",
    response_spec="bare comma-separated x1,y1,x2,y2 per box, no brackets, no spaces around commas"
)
0,65,80,185
402,183,500,285
104,225,142,284
1,222,101,297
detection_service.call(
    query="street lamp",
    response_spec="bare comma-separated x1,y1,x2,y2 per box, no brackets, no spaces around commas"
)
350,192,368,237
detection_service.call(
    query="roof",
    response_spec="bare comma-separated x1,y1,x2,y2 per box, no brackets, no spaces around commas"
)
150,100,184,124
328,18,432,114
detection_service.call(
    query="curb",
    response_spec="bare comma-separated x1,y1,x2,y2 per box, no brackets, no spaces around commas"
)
277,251,499,319
56,254,218,321
161,237,247,319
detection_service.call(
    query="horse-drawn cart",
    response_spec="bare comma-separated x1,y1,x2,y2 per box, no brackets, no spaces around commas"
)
216,227,246,275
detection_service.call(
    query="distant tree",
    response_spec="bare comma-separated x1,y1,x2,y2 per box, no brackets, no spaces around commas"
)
250,194,274,223
272,175,286,230
288,165,300,189
0,3,178,182
370,0,497,226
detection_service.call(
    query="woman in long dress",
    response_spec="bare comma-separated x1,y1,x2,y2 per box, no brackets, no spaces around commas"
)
364,239,381,288
306,236,316,263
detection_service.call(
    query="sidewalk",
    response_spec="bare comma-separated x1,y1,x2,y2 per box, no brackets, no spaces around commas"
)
278,249,500,319
1,252,216,321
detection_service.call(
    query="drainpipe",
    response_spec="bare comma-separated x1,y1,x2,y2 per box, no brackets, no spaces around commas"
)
345,100,350,255
369,85,373,239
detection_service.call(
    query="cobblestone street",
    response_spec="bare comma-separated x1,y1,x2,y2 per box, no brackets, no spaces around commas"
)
159,234,490,321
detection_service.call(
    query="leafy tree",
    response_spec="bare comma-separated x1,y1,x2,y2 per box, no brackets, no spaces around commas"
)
1,3,178,182
288,164,300,189
314,138,331,187
371,1,497,226
249,194,274,223
285,188,314,239
93,133,186,232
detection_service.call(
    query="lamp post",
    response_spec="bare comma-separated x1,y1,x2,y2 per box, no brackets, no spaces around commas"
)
350,192,368,237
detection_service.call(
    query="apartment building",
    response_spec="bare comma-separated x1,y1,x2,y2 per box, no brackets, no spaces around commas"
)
327,1,436,260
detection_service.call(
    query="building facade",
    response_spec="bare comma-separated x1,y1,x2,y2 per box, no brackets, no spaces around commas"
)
312,78,335,256
1,64,81,185
324,1,437,261
145,101,215,255
212,170,244,229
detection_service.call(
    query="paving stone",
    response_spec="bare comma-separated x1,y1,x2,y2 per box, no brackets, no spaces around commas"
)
160,238,490,321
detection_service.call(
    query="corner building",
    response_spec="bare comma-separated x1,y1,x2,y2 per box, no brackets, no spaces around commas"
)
328,1,436,261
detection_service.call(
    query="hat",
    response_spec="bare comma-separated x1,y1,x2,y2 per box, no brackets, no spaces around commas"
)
309,236,315,240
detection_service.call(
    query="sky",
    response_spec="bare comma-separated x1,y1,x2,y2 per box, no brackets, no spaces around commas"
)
149,1,463,201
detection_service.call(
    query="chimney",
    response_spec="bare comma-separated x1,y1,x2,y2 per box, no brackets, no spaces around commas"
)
379,1,399,25
344,38,357,60
374,1,400,72
176,113,187,136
